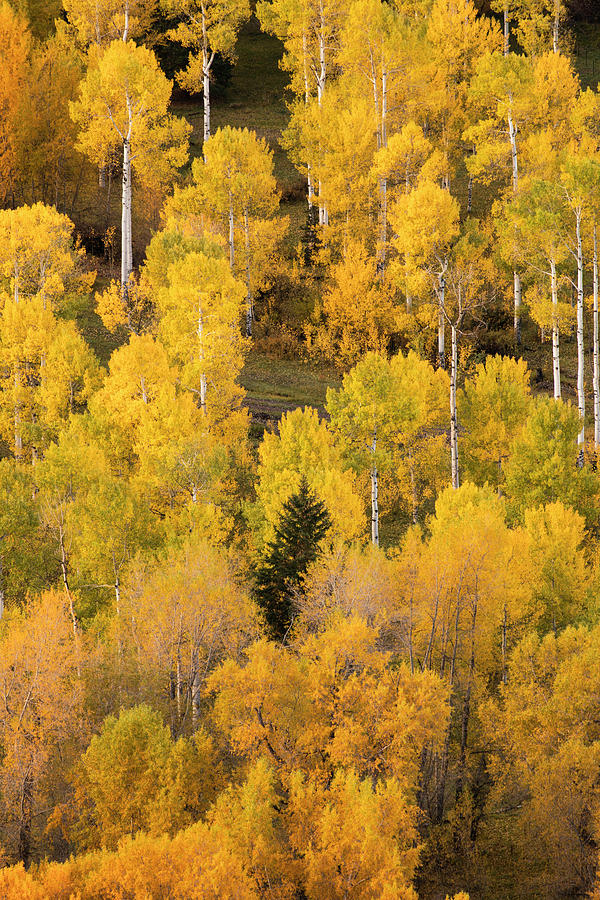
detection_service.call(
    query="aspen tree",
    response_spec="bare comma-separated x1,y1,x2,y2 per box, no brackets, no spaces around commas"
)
0,204,93,460
490,0,520,55
426,0,502,190
161,0,250,144
465,51,534,343
0,3,30,206
337,0,409,274
499,178,572,400
0,591,85,865
459,355,531,490
252,405,364,547
326,353,418,546
156,244,247,421
121,541,256,732
168,127,282,336
36,419,107,633
63,0,156,46
285,85,377,248
442,223,493,489
260,0,348,226
559,157,591,463
71,40,190,298
389,178,460,368
15,29,82,209
504,396,599,525
514,0,568,55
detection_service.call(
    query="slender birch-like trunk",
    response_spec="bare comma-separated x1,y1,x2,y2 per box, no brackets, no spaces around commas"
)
123,0,129,41
244,208,252,336
550,258,561,399
378,67,389,276
371,432,379,547
228,192,235,270
14,369,22,460
553,0,559,53
317,2,328,228
576,207,585,464
438,274,446,369
201,10,215,145
450,324,459,489
503,1,510,55
593,225,599,448
197,297,207,415
508,100,522,344
121,137,133,298
203,49,211,145
302,33,315,215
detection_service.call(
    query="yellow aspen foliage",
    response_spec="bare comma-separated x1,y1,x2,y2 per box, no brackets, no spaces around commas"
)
76,704,221,849
373,121,433,194
14,27,82,207
0,203,92,309
26,824,260,898
297,545,401,631
71,41,190,178
166,126,286,335
63,0,156,46
162,0,250,143
289,86,378,246
0,591,85,865
156,245,247,420
0,865,45,900
521,500,590,632
251,405,364,547
307,240,397,365
120,540,258,730
89,332,180,467
0,2,30,205
208,615,449,782
37,321,102,434
288,770,420,900
459,354,532,490
481,624,600,897
207,757,296,899
504,396,599,525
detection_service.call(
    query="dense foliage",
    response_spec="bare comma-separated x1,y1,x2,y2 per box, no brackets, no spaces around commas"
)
0,0,599,897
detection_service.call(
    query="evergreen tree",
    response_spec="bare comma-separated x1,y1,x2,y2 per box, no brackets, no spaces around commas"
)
253,477,331,641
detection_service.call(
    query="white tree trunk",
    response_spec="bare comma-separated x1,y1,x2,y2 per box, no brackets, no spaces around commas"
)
503,2,510,55
228,194,235,270
371,448,379,547
508,104,518,193
438,275,446,369
508,100,522,345
553,0,559,53
244,208,252,337
198,297,207,415
551,258,561,399
576,208,585,465
593,225,599,447
14,369,22,460
203,53,211,145
513,270,522,345
450,324,459,489
121,138,133,297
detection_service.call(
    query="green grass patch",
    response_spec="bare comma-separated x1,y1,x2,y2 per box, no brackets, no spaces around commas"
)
572,23,600,89
241,352,341,411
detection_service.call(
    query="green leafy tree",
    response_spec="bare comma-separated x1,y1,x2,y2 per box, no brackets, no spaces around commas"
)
254,477,331,641
504,396,599,525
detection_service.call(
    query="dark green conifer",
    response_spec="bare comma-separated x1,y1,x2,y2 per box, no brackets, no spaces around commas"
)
253,477,331,641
